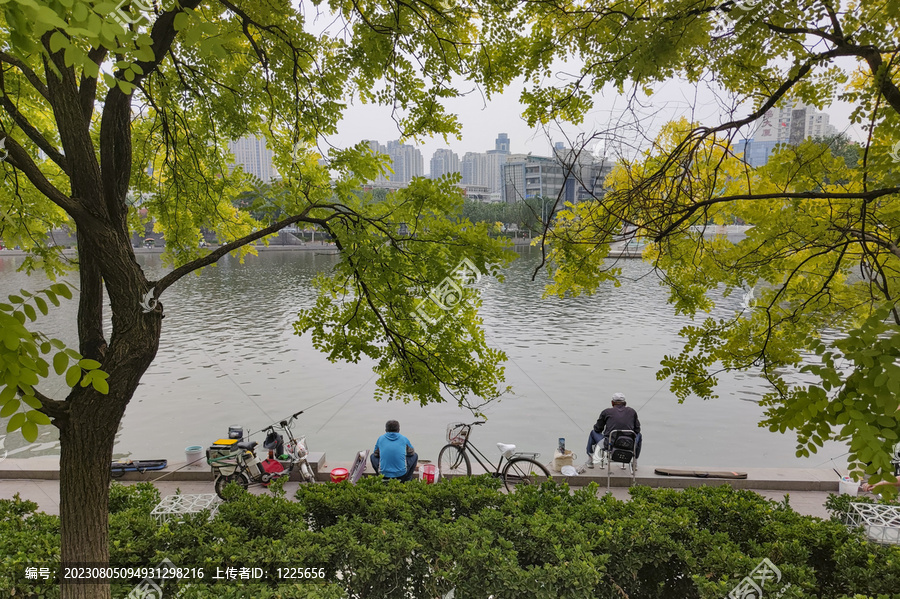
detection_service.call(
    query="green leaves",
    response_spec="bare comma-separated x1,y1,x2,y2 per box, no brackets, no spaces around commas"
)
294,176,516,409
0,285,109,445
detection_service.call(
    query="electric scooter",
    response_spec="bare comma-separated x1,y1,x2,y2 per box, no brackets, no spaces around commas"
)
207,410,316,499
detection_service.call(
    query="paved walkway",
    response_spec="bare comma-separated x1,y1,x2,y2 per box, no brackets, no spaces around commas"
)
0,454,856,520
0,478,839,519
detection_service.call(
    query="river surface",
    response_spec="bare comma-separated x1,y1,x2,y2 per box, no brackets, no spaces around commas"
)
0,247,849,469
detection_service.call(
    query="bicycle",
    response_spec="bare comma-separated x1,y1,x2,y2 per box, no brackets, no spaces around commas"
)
437,421,551,492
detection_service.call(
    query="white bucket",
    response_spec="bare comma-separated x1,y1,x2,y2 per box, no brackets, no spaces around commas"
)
185,445,205,469
838,478,858,496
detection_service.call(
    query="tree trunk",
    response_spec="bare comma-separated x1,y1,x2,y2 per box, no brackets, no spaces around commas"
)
58,398,122,599
57,232,162,599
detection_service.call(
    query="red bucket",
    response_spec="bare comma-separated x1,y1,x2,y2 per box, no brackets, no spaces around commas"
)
422,463,437,484
330,467,349,483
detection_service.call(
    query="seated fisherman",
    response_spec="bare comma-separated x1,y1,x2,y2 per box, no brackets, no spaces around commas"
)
371,419,419,482
585,392,642,469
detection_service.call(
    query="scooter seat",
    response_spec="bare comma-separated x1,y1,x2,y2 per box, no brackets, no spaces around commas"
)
237,441,258,451
497,443,516,458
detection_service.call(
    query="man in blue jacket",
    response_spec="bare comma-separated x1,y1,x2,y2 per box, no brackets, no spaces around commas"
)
371,420,419,481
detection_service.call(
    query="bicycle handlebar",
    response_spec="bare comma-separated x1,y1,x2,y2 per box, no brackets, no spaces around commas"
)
470,421,486,426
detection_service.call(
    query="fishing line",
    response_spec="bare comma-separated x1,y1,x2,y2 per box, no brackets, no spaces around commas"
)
191,340,274,422
191,339,370,435
635,379,668,413
314,372,378,435
494,344,583,430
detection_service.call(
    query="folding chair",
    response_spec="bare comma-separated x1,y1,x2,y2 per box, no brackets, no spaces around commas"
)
605,430,637,489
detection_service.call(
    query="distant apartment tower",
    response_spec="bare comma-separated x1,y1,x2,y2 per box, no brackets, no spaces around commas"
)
741,101,839,167
364,140,390,183
362,139,424,185
386,140,424,184
460,134,510,195
495,133,510,153
430,148,460,179
228,136,279,182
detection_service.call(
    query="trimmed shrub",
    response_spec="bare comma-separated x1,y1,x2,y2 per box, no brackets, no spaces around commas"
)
3,481,900,598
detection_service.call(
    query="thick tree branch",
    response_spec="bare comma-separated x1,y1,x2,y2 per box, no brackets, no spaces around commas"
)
843,228,900,261
0,52,50,101
0,72,69,174
652,187,900,240
0,133,82,216
126,0,204,89
28,387,69,421
79,47,108,126
42,35,102,209
153,206,319,295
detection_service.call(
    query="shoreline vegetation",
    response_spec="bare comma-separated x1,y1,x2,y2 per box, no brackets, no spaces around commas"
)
4,478,899,598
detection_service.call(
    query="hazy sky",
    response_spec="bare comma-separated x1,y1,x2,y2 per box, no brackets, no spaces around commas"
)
324,68,866,174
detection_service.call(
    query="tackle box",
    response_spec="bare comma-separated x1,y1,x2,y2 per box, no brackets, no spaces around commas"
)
207,439,239,462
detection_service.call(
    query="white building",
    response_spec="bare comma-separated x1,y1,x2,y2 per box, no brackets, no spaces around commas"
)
386,140,424,184
430,148,460,179
753,102,838,145
741,101,840,167
228,136,279,182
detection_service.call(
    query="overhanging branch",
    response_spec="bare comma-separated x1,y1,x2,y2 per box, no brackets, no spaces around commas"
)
153,206,320,295
653,187,900,240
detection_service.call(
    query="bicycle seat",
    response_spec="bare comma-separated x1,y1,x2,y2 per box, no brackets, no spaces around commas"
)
237,441,258,451
497,443,516,458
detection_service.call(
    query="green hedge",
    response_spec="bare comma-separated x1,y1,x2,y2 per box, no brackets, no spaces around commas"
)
3,478,900,598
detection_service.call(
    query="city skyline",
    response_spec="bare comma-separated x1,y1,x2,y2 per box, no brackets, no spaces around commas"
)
230,101,853,185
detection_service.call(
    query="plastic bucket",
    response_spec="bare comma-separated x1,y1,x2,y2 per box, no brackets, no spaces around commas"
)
330,467,349,483
422,463,437,484
839,478,858,496
185,445,205,468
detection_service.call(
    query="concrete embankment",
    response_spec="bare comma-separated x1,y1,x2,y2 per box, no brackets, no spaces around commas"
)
0,455,853,519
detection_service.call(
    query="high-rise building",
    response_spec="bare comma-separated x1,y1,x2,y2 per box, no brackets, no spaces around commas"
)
461,134,511,194
495,133,510,153
742,101,839,166
362,140,424,185
228,136,279,182
386,140,424,184
461,152,490,188
429,149,460,179
501,150,611,204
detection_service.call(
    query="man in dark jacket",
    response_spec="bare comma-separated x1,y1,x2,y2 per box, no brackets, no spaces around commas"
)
371,420,419,481
585,393,642,469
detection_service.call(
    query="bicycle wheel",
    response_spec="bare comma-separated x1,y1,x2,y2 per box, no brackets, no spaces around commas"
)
502,457,550,492
438,444,471,477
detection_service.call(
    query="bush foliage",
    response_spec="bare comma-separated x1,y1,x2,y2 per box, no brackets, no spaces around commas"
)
3,478,900,598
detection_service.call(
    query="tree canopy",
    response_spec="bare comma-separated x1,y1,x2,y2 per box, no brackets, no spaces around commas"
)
0,1,518,596
521,0,900,486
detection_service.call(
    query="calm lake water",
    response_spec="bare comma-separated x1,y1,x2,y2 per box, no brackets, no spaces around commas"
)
0,247,849,469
